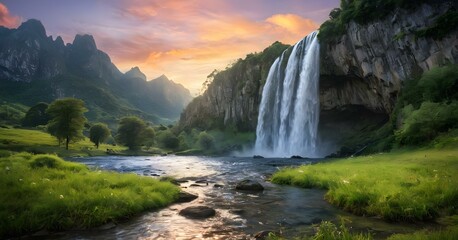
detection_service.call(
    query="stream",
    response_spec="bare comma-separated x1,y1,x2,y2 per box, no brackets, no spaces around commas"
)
46,155,426,239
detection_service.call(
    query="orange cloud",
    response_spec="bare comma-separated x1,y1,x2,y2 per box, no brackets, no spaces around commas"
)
104,1,320,94
0,3,20,28
266,14,319,35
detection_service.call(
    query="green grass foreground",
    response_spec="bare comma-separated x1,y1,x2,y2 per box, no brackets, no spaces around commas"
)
0,152,180,238
272,148,458,222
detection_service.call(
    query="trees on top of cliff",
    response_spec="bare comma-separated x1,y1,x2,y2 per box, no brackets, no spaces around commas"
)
318,0,443,43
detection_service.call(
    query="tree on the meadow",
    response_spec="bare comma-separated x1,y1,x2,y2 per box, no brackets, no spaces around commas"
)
89,123,111,149
22,102,50,127
46,98,87,150
116,116,148,150
144,127,156,150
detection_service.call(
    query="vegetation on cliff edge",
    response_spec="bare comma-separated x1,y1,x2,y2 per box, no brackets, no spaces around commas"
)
318,0,449,43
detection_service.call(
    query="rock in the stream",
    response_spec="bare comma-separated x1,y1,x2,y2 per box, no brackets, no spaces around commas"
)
175,191,198,203
179,206,216,219
195,179,208,184
230,209,244,215
290,155,304,159
190,183,205,187
253,155,264,159
213,183,224,188
235,180,264,191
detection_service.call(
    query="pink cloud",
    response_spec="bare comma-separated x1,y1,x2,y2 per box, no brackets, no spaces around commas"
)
0,3,20,28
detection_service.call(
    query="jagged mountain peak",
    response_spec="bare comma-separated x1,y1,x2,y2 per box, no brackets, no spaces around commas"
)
17,19,46,37
0,19,193,122
153,74,170,83
54,36,65,47
125,66,147,81
71,34,97,53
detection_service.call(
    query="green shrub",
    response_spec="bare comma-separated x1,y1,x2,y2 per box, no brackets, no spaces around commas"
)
22,102,50,127
396,102,458,145
29,155,60,168
157,130,179,149
29,154,88,171
198,131,214,150
415,10,458,40
418,65,458,102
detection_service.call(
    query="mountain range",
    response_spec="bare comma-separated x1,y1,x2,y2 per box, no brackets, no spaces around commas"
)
0,19,193,125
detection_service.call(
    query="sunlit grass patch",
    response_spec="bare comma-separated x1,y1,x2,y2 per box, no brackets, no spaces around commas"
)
0,128,126,157
0,153,180,238
272,148,458,222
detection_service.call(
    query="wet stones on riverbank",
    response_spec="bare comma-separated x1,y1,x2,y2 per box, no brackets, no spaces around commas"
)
175,191,198,203
235,180,264,191
179,206,216,219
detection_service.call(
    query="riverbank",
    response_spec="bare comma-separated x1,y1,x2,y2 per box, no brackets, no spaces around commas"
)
271,145,458,238
0,152,180,238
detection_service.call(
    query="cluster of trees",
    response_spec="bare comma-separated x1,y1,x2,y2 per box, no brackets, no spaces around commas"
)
20,97,218,152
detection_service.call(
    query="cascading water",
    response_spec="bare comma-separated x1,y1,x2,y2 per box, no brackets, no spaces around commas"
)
255,31,320,157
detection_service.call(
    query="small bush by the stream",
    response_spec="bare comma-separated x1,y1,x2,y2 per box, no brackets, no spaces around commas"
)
272,148,458,222
0,153,180,238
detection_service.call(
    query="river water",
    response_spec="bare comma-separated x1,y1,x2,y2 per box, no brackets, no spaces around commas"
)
47,155,424,239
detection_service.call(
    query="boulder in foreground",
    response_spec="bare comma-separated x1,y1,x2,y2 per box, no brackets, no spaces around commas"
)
235,179,264,191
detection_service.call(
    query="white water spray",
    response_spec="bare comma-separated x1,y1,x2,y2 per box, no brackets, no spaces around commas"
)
255,31,320,157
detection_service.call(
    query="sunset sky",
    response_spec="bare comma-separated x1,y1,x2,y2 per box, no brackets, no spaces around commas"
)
1,0,339,95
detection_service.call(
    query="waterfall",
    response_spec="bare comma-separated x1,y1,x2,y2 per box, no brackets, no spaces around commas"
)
255,31,320,158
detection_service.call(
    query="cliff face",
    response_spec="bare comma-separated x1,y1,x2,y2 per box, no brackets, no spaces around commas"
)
320,3,457,113
180,61,262,131
179,42,289,131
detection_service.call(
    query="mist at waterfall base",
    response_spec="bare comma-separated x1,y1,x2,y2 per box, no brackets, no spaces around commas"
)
253,31,326,158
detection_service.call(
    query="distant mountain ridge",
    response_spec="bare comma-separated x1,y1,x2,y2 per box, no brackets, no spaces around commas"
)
0,19,193,125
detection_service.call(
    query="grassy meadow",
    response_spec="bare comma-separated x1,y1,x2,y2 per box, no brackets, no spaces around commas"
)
272,148,458,221
0,127,126,157
0,152,180,237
